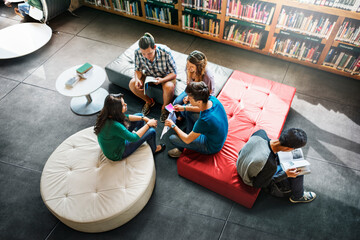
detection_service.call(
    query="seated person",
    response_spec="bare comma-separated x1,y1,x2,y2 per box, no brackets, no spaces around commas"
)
94,93,165,161
14,0,42,18
173,50,215,124
165,82,228,158
236,128,316,203
129,32,177,122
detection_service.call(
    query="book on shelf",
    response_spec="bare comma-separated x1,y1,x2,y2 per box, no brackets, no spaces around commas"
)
182,0,222,13
182,13,220,37
271,35,322,63
112,0,141,16
145,3,176,24
278,148,311,176
323,46,360,74
335,19,360,46
223,23,265,49
295,0,360,12
277,7,336,39
226,0,275,25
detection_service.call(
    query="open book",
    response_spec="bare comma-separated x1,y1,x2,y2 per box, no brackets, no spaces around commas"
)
144,76,158,94
278,148,311,175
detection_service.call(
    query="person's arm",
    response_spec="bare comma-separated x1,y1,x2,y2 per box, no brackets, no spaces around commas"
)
134,50,144,89
173,104,201,113
155,72,176,84
155,51,177,84
165,119,200,144
127,114,149,123
134,119,157,138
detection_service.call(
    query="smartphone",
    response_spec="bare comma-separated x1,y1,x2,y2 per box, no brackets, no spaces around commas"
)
65,76,79,88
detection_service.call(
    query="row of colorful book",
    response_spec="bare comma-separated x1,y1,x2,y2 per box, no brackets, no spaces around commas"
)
85,0,112,8
112,0,141,16
154,0,175,3
277,8,336,39
335,19,360,46
224,24,265,48
145,4,177,24
323,47,360,74
295,0,360,12
226,0,275,25
182,13,220,36
270,36,322,63
182,0,222,13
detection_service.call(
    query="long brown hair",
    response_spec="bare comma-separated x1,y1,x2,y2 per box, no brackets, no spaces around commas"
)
94,93,127,135
187,50,207,82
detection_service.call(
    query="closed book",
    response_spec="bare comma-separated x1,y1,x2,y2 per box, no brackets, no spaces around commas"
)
337,53,349,69
76,63,93,74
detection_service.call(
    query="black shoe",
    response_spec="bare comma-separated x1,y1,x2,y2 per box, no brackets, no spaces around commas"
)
155,144,166,154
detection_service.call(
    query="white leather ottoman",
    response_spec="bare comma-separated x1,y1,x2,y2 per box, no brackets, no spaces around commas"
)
40,127,156,233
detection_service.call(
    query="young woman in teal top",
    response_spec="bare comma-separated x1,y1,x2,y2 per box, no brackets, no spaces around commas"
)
94,93,165,161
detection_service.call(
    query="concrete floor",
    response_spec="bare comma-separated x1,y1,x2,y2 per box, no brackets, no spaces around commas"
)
0,5,359,240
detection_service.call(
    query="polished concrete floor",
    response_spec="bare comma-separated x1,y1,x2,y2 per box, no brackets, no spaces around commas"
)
0,5,359,240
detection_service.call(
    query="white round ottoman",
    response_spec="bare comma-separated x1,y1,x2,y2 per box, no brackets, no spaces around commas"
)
40,127,156,233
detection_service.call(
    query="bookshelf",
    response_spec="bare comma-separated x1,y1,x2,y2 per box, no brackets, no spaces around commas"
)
84,0,360,79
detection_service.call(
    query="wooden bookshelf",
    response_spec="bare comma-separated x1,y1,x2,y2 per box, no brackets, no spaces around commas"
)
84,0,360,80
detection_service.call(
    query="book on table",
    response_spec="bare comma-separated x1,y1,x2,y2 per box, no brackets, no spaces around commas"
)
76,63,93,79
278,148,311,175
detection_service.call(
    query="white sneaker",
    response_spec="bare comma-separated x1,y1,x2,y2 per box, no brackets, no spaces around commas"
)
289,191,316,203
168,148,182,158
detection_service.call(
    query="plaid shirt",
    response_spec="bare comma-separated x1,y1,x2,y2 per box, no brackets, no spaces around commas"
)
134,45,177,78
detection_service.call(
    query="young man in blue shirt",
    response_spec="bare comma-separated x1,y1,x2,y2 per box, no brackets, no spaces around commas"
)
165,82,228,157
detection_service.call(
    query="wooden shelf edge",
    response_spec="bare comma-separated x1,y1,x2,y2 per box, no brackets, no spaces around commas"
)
83,2,360,80
268,52,360,80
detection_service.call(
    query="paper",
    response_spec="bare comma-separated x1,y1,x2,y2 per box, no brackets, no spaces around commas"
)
144,76,158,94
165,103,174,113
160,111,176,139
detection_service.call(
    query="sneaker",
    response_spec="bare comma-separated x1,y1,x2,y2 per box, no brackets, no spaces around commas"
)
160,109,169,123
168,148,182,158
289,191,316,203
142,99,155,116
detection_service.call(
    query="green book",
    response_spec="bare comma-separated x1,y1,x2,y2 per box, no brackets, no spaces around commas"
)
76,63,93,74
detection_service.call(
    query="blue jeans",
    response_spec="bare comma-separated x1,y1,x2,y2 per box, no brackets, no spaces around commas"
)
276,165,304,199
18,3,30,17
169,134,211,154
173,91,187,106
173,91,200,133
122,113,157,158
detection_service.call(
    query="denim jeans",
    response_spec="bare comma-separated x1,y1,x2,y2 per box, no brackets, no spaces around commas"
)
276,165,304,199
18,3,30,17
173,91,187,106
169,134,210,154
173,91,199,133
122,113,157,158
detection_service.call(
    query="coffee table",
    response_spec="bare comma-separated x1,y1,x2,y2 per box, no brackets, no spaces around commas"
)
55,65,108,115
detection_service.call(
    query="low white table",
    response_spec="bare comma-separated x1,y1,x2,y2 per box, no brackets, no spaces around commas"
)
56,65,108,115
0,23,52,59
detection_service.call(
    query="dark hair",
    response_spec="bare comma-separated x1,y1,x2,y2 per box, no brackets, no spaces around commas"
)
139,32,155,49
185,81,210,103
94,93,127,135
187,50,207,82
279,128,307,149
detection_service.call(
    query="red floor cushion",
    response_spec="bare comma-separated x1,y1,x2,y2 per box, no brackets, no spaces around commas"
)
177,70,296,208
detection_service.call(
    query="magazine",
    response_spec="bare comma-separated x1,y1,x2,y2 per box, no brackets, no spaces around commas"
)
278,148,311,175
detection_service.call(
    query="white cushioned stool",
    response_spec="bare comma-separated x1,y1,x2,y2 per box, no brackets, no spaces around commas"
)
40,127,156,233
